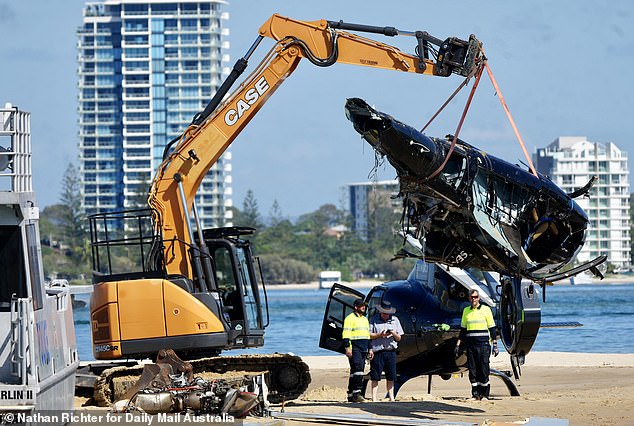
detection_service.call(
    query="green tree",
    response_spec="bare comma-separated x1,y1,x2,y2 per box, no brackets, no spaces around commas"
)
258,254,316,284
40,163,92,281
238,189,263,230
39,204,69,247
59,163,85,248
297,204,342,231
236,199,415,284
40,204,91,281
269,200,284,227
257,218,294,256
375,255,417,281
229,206,245,226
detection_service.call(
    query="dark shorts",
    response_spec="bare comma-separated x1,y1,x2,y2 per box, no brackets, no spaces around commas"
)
370,350,397,381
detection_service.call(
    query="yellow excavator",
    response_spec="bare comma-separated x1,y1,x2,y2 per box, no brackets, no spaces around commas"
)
87,14,483,405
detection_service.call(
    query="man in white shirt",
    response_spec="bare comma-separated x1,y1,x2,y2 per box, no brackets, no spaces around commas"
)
369,300,403,401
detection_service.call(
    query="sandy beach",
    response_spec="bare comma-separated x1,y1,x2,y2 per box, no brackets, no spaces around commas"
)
74,352,634,425
260,352,634,425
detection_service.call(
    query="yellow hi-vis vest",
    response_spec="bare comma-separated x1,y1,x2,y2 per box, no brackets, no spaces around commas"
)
461,304,495,339
342,312,370,349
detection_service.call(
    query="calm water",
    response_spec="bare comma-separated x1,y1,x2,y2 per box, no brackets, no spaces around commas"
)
73,282,634,362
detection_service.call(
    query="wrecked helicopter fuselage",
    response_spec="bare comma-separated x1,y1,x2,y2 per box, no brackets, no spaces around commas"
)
345,98,605,282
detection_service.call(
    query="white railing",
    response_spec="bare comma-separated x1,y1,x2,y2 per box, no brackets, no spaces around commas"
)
10,297,35,385
0,104,32,192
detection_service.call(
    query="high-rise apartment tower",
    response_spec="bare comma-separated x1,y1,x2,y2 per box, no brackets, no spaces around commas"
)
77,0,232,227
534,136,631,271
347,180,399,242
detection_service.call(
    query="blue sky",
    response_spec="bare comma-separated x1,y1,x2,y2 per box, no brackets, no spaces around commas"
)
0,1,631,218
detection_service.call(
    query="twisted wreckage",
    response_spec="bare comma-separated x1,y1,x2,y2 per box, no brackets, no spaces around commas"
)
314,100,606,397
345,98,605,283
107,350,267,417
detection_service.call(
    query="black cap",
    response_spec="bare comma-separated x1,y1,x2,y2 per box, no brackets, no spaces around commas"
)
353,299,367,308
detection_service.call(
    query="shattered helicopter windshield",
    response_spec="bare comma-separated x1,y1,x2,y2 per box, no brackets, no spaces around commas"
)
471,168,531,255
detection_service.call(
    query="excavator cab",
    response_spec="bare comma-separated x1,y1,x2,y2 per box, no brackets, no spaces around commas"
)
201,227,268,350
88,210,268,359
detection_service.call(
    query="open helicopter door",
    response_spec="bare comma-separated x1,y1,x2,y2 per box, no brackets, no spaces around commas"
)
319,283,365,354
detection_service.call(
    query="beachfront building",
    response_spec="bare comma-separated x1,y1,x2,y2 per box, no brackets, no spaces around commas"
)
77,0,232,227
534,136,631,271
346,180,399,242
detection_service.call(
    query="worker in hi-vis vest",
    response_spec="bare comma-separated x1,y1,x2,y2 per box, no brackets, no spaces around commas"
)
455,288,498,400
342,299,373,402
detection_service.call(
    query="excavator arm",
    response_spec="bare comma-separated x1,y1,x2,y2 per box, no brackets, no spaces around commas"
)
148,13,483,281
86,14,484,404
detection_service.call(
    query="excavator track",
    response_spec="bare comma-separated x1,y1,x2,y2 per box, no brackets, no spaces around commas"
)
93,353,311,406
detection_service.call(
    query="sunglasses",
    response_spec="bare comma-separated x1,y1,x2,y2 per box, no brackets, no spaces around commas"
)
470,296,479,299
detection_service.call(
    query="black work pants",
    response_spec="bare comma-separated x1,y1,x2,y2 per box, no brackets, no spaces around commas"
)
466,341,491,398
347,350,367,397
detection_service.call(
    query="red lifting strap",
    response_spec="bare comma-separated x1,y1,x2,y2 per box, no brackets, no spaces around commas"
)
425,62,485,181
484,62,538,177
420,60,538,181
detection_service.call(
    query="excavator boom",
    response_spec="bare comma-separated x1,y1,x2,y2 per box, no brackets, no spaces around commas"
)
150,13,483,279
88,14,482,407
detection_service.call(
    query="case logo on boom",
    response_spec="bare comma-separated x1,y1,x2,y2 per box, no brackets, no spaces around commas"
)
224,76,270,126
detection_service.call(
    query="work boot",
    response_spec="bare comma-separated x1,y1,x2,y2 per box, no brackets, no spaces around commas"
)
482,384,491,399
351,394,366,403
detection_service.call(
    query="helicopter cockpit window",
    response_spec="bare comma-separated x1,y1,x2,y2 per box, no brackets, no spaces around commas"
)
438,274,467,313
471,170,526,254
440,152,467,190
473,169,531,223
407,260,429,283
524,210,565,263
366,289,385,318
